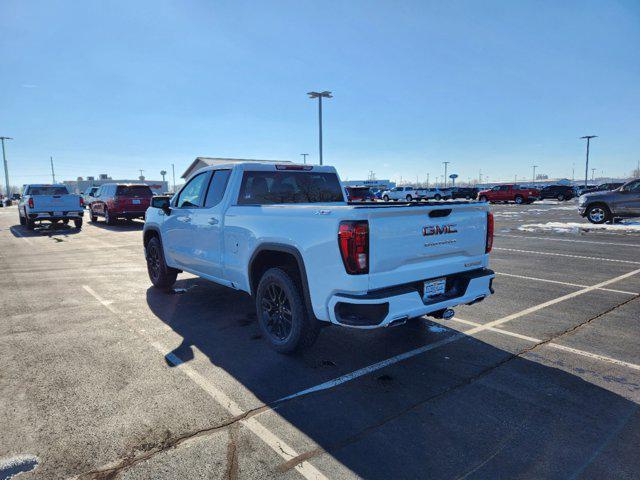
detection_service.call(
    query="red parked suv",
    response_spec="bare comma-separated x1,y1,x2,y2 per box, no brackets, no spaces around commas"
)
477,184,540,204
89,183,153,224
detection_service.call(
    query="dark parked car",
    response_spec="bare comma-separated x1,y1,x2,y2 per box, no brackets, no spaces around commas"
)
89,183,153,224
594,182,624,192
450,187,479,199
539,184,575,201
578,178,640,223
345,186,375,202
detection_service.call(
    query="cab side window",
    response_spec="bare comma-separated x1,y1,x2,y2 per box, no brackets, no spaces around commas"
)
176,172,209,208
204,170,231,208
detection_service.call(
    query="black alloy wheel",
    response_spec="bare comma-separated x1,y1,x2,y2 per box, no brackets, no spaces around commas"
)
260,283,293,341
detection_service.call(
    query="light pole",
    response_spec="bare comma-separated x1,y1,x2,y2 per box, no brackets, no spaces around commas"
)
442,161,450,188
307,91,332,165
171,164,176,193
532,165,538,184
580,135,597,187
1,136,12,197
300,153,309,164
50,156,56,183
426,173,430,187
591,168,596,181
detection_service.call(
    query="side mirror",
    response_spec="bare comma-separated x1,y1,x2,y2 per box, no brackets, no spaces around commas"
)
152,195,172,214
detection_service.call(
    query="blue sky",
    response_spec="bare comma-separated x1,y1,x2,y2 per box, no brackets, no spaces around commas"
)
1,0,639,187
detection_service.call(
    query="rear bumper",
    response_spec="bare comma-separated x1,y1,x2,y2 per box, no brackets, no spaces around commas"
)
28,211,83,220
327,268,495,329
112,211,146,218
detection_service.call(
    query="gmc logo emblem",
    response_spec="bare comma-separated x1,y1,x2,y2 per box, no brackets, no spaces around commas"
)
423,224,458,236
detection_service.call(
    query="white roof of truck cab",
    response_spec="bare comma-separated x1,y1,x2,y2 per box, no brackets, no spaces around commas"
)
192,162,338,178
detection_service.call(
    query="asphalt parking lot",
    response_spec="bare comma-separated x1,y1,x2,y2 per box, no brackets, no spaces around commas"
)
1,200,639,479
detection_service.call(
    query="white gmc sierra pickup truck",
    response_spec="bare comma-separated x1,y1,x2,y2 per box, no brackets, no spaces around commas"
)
143,163,495,353
18,184,84,229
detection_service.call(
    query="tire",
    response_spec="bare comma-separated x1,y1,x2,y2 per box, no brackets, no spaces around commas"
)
383,195,389,202
74,218,83,229
104,208,115,225
406,195,412,202
557,194,565,201
19,212,26,226
26,218,35,230
90,209,98,222
434,194,442,201
62,219,69,225
514,195,524,205
256,267,320,354
146,236,178,289
586,204,611,224
479,195,488,202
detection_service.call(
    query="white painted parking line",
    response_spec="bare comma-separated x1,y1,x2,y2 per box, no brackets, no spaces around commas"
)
275,267,640,403
495,272,639,296
496,233,640,248
450,317,640,372
81,285,327,480
493,247,640,265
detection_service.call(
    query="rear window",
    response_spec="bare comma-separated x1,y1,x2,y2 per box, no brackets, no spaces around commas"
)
27,186,69,195
347,187,370,195
116,185,152,197
238,171,344,205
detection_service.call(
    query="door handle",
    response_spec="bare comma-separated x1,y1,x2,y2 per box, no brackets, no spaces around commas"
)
208,217,219,225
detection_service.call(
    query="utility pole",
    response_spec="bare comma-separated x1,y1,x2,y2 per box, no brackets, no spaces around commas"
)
426,173,430,187
50,156,56,183
532,165,538,184
171,164,176,193
300,153,309,164
1,136,12,197
443,161,450,188
307,91,332,165
591,168,596,181
580,135,597,187
478,169,482,186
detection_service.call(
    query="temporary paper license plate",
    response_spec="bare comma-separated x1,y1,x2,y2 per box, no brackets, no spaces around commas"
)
423,278,446,301
132,199,141,205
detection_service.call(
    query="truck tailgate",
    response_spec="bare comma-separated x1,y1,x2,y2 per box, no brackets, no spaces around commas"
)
32,195,81,212
366,204,488,290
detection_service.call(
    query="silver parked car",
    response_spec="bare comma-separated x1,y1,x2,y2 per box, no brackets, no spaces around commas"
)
578,178,640,224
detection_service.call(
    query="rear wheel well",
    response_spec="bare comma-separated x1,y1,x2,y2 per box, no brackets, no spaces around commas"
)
250,250,302,296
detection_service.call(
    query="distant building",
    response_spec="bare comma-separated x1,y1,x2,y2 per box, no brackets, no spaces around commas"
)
181,157,292,179
63,174,169,195
342,179,396,190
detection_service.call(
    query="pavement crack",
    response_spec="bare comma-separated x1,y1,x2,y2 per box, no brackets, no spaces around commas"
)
77,405,268,479
224,424,239,480
277,295,640,474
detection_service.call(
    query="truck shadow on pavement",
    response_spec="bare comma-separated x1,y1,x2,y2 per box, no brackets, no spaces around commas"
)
146,278,640,479
87,220,144,231
10,224,82,237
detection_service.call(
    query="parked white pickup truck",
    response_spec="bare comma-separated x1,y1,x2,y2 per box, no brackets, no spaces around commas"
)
18,184,84,230
143,163,495,353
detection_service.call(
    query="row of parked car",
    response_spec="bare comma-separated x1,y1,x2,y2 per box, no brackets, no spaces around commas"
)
15,182,154,229
343,182,627,205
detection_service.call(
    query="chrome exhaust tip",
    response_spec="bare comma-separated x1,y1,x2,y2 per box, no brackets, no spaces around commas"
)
430,308,455,320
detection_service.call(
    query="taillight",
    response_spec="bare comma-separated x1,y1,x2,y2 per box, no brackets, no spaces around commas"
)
338,221,369,274
80,197,84,207
486,212,494,253
28,198,34,208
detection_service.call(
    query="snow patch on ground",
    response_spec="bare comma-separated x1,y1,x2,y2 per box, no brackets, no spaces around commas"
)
519,221,640,234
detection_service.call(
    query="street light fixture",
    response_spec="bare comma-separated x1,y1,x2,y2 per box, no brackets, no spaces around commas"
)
300,153,309,164
307,91,332,165
580,135,597,188
0,136,13,197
